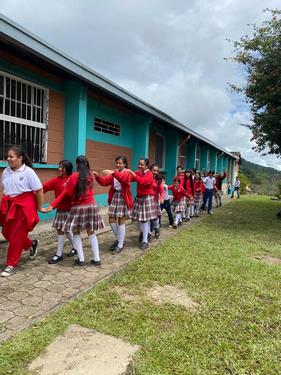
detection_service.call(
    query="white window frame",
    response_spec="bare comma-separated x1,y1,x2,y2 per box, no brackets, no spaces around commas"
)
155,132,166,169
194,143,201,170
0,70,49,162
206,148,211,171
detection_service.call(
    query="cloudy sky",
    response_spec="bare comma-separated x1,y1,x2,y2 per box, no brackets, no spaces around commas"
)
1,0,281,169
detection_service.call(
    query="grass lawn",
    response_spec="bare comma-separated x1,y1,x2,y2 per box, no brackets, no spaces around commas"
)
1,196,281,374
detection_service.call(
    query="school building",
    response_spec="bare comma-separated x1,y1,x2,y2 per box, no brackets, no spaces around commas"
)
0,14,239,212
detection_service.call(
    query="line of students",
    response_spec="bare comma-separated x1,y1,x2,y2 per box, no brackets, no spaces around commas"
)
0,145,226,277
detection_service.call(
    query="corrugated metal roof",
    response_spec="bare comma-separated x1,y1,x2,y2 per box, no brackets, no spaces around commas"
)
0,13,238,159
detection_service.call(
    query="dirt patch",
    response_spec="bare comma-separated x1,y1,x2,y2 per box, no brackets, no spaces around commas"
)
29,324,140,375
114,285,200,312
254,255,281,265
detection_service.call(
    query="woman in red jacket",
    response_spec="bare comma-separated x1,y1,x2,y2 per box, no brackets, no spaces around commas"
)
168,177,186,228
43,155,104,266
193,172,206,216
93,156,133,254
183,169,194,221
149,164,165,239
129,158,158,250
43,160,77,264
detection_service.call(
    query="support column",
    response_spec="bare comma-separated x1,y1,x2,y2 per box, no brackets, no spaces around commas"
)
64,81,87,163
165,130,179,183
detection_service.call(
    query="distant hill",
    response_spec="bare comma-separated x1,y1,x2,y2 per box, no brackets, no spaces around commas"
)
239,158,281,196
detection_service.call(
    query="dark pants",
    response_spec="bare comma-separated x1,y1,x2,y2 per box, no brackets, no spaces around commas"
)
202,189,213,213
231,187,240,198
160,199,174,226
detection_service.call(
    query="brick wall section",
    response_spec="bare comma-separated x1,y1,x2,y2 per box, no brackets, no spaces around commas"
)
86,140,132,195
47,90,65,164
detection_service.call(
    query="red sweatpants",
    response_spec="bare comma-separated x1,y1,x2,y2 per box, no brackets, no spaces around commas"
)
2,207,32,267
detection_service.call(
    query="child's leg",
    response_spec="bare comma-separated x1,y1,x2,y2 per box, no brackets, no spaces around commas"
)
175,212,181,225
186,205,191,219
73,234,84,262
109,217,118,240
56,230,65,257
165,200,174,225
140,221,150,243
117,218,126,248
88,231,101,262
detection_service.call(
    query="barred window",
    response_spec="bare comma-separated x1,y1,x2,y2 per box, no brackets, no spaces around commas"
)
0,71,48,163
94,118,120,136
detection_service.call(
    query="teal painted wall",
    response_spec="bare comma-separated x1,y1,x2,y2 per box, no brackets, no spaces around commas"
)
216,153,223,172
186,138,196,169
200,143,208,170
210,149,217,171
165,129,178,184
87,98,134,148
64,81,87,164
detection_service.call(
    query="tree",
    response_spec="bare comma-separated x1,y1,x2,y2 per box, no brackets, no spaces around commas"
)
229,9,281,156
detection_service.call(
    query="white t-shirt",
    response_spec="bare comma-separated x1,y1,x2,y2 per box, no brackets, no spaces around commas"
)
205,176,216,190
1,164,42,197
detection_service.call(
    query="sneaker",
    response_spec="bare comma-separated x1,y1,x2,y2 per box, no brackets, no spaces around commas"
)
67,248,77,257
140,242,148,251
90,259,102,267
1,266,17,277
74,259,85,266
29,239,39,259
112,247,123,255
208,211,213,215
138,233,143,243
168,225,173,228
110,240,119,251
48,255,63,264
155,228,160,239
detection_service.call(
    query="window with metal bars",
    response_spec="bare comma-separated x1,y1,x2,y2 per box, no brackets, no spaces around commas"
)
0,71,48,163
94,118,120,136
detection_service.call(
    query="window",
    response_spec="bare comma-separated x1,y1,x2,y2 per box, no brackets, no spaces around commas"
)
94,118,120,136
206,148,211,171
194,143,200,170
0,71,48,163
155,133,165,169
178,141,186,168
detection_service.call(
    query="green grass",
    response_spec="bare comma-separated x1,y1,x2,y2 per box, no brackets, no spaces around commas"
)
1,196,281,374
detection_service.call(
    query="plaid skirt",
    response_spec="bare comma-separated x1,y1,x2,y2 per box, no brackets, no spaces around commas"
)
194,191,203,207
52,209,69,230
131,195,158,222
62,204,105,233
108,191,131,218
155,201,161,217
172,198,186,213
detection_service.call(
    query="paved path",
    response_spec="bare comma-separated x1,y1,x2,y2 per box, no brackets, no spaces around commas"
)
0,204,220,343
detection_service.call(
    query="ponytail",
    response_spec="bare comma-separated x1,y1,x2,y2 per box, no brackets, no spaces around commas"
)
75,155,91,200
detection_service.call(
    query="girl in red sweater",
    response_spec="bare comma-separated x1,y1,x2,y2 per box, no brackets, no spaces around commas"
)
129,158,158,250
168,177,186,228
183,169,194,221
193,172,206,216
149,164,165,239
93,156,133,254
43,160,77,264
43,155,104,266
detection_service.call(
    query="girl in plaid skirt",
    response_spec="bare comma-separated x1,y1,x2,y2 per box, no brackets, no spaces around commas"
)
193,172,206,216
43,160,77,264
129,158,158,250
149,164,165,239
168,177,187,228
43,156,104,266
93,156,133,254
183,169,194,221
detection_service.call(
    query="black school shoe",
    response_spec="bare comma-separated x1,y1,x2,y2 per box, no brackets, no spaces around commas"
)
48,255,63,264
74,259,85,266
90,259,102,267
112,247,123,255
110,240,119,251
155,228,160,239
29,239,39,259
67,248,77,257
138,232,143,242
140,242,148,251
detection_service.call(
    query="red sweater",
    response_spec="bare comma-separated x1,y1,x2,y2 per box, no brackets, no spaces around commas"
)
151,178,165,203
43,175,72,211
133,170,154,196
95,169,134,209
175,173,185,186
194,179,206,193
168,185,186,201
51,172,95,209
215,172,226,190
183,178,194,197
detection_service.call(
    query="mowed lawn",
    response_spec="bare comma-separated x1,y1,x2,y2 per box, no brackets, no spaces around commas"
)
1,196,281,374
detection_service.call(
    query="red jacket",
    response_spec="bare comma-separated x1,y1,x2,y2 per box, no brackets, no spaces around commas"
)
183,178,194,197
215,172,226,190
133,170,154,196
175,173,185,186
43,175,72,211
95,169,134,209
0,192,39,233
51,172,95,209
168,185,186,201
194,179,206,193
151,177,165,203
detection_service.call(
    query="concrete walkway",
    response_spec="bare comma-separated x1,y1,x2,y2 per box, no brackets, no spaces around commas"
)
0,204,220,343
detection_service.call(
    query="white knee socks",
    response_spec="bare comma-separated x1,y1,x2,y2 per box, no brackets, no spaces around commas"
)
153,218,160,229
140,221,149,243
110,223,118,240
56,234,65,257
175,213,181,225
89,234,100,261
73,235,84,262
186,206,191,219
117,224,125,248
66,231,76,249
